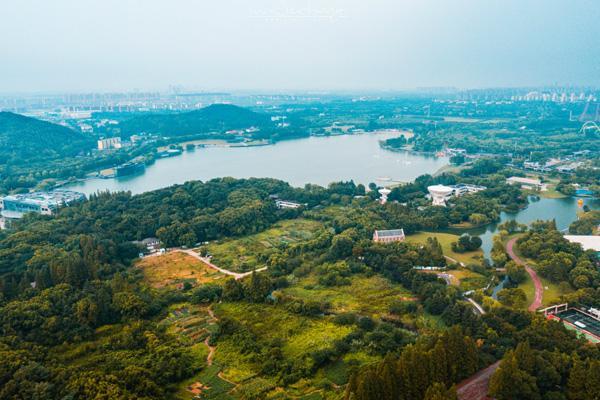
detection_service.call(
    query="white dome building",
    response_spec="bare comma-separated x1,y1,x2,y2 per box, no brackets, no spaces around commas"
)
378,188,392,204
427,184,453,206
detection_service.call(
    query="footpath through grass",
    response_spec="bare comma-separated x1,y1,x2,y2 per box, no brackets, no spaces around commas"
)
137,252,225,288
509,239,571,308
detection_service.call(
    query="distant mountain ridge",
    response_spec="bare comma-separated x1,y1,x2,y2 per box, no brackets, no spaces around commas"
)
0,112,93,162
118,104,273,137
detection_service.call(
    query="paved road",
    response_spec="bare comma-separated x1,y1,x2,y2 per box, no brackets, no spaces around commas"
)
456,361,501,400
506,238,543,311
466,297,486,315
445,255,465,267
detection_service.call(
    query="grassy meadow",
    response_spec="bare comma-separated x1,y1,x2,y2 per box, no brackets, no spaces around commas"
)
405,231,484,266
136,252,225,288
201,219,324,272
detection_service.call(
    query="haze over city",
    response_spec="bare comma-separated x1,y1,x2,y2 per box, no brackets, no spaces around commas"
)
1,2,600,400
1,0,599,93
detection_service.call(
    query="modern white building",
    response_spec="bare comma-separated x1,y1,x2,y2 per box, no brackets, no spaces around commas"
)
275,200,303,209
428,185,454,206
506,176,547,191
1,190,85,220
450,184,487,197
373,229,405,243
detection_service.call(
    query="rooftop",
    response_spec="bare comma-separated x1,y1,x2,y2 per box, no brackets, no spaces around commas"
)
507,176,542,185
2,189,85,207
427,184,454,194
375,229,405,237
564,235,600,252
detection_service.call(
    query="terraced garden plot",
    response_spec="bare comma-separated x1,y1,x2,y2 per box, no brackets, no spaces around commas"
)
175,364,236,400
201,219,324,273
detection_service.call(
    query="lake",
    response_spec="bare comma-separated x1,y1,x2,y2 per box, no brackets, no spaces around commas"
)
65,132,449,195
459,196,600,260
64,132,598,256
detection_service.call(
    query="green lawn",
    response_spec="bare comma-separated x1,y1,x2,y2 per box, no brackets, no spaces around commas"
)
446,268,489,291
201,219,324,272
174,364,235,400
519,273,536,309
510,243,570,308
406,231,484,266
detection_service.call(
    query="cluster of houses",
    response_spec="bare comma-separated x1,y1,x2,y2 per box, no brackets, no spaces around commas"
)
522,160,585,174
518,150,592,174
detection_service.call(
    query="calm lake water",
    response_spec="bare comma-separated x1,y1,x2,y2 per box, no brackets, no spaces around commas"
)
65,133,449,195
65,133,597,258
459,196,600,260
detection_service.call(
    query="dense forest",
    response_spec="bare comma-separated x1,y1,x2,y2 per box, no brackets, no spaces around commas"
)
116,104,274,138
1,176,598,399
0,112,94,161
1,96,599,399
383,119,600,158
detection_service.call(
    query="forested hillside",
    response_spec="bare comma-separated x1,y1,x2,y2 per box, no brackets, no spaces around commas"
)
0,177,598,399
117,104,273,137
0,112,94,163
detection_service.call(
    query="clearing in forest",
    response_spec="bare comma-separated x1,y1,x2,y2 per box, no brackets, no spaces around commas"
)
280,274,415,317
406,231,484,266
137,252,225,288
200,219,324,273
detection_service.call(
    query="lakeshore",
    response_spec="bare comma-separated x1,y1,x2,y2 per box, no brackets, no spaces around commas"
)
64,131,448,196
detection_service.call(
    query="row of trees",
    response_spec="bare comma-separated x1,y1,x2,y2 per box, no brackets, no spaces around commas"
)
345,327,479,400
490,342,600,400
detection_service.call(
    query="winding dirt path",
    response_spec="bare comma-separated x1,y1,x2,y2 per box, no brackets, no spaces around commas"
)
506,238,543,311
204,306,217,366
456,361,501,400
444,255,465,267
177,249,267,280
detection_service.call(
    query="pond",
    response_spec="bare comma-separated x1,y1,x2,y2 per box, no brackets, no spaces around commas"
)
459,196,600,260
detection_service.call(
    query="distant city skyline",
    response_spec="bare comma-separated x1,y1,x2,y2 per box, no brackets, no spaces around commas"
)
1,0,599,93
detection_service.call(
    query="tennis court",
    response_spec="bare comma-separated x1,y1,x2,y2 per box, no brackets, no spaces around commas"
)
556,309,600,343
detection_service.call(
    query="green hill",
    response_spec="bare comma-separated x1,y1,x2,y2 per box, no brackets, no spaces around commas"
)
0,112,94,163
118,103,273,137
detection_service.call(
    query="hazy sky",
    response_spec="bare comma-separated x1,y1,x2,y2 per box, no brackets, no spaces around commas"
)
1,0,599,92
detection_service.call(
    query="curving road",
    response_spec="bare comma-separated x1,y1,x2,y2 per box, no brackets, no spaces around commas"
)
506,238,542,311
178,249,267,280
